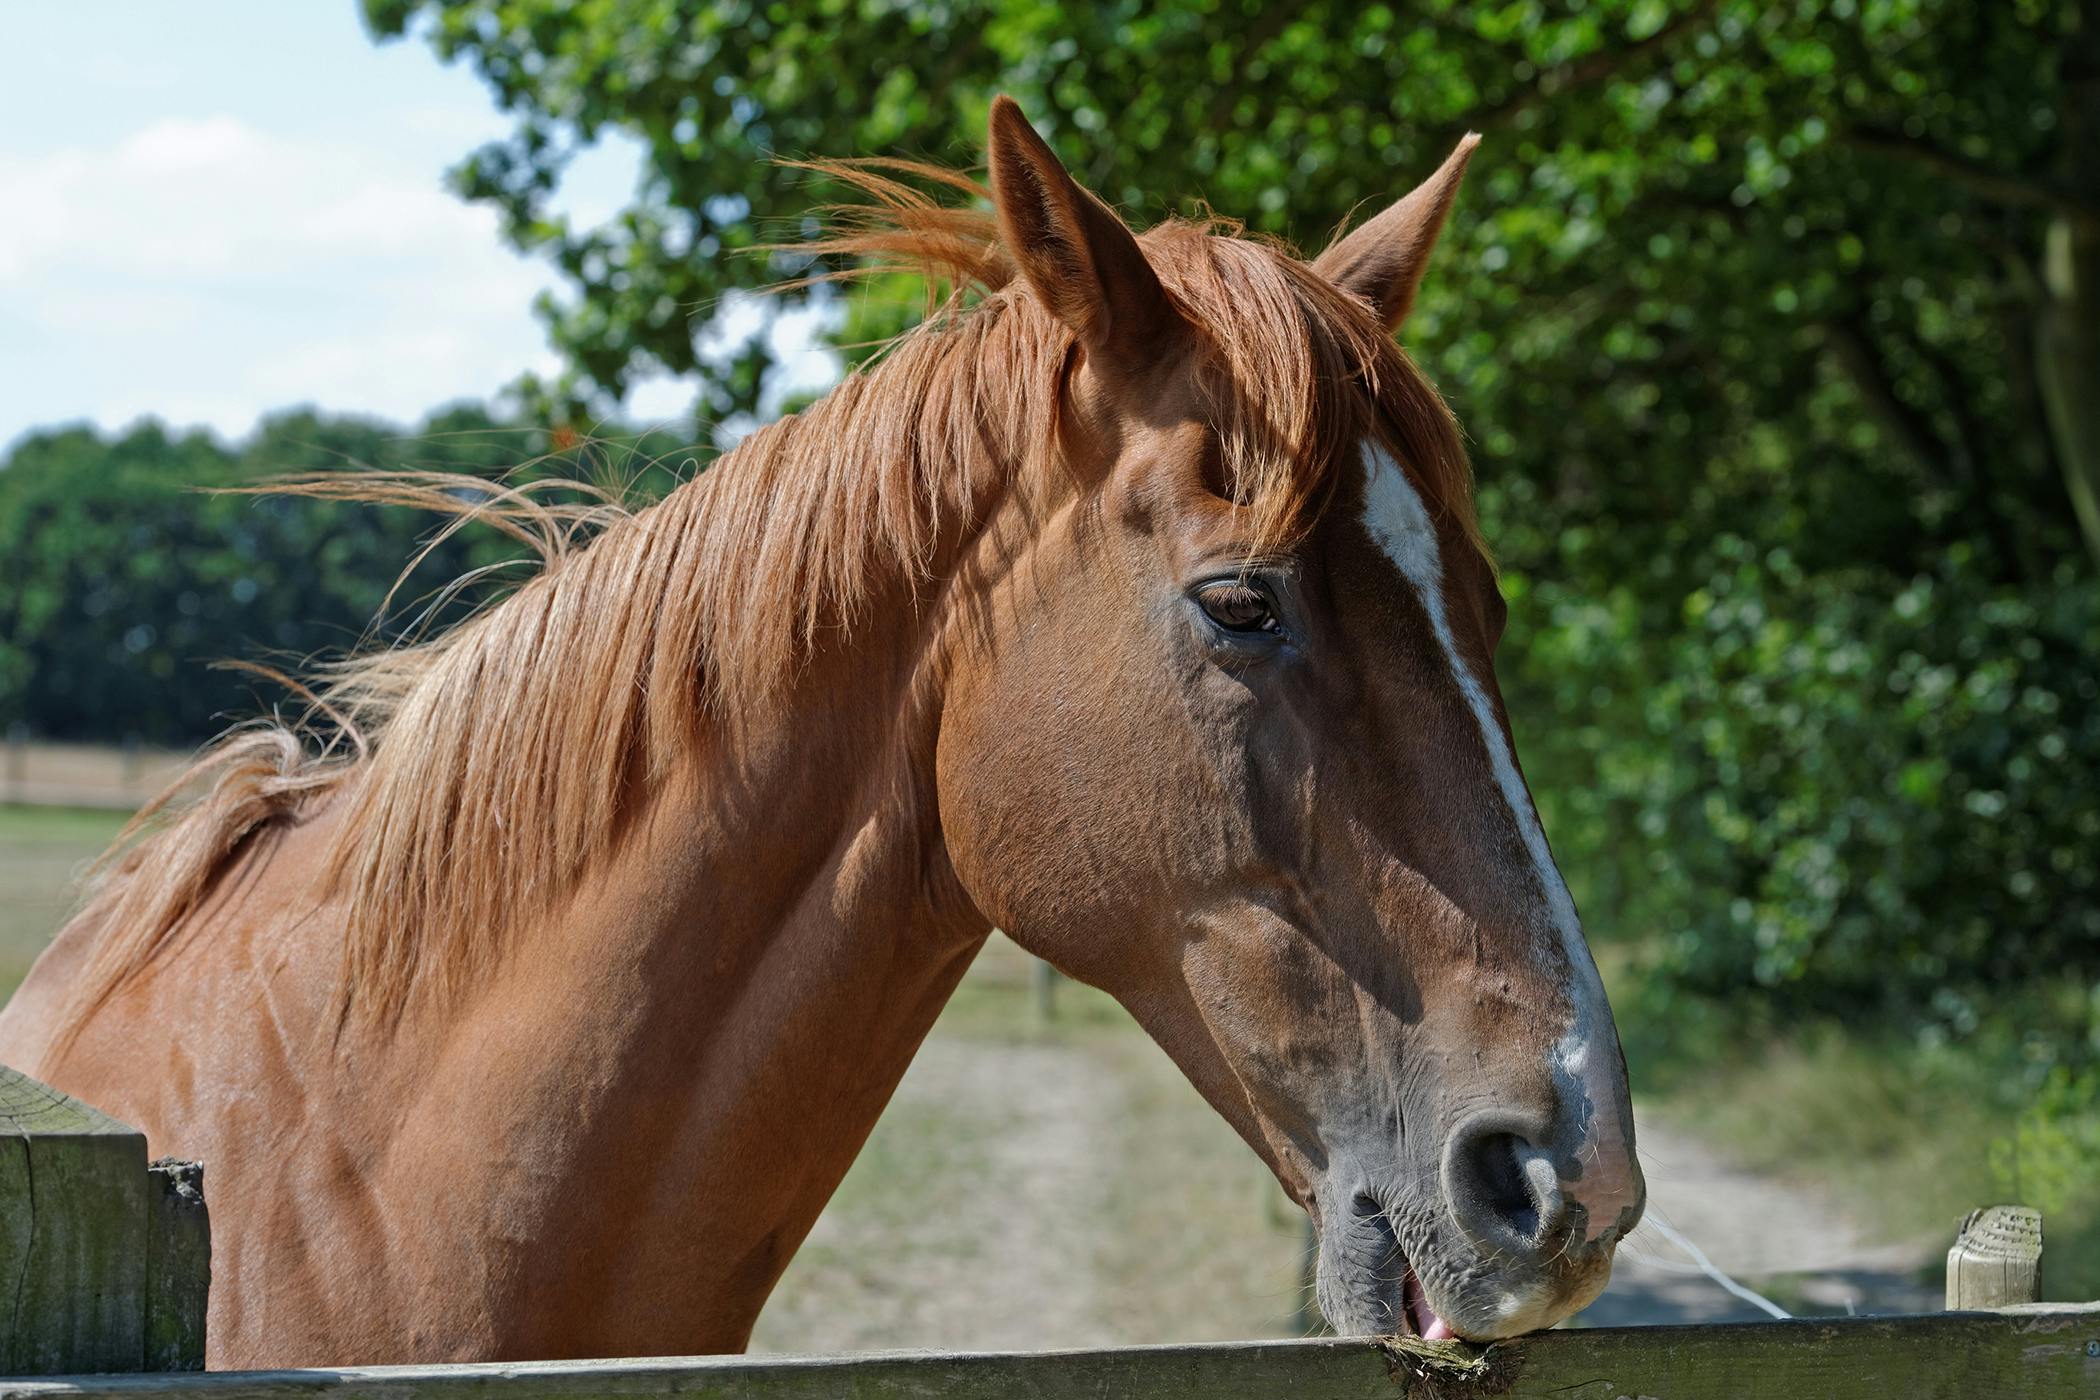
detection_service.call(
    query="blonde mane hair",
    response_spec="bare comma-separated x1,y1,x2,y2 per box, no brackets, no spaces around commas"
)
61,158,1474,1029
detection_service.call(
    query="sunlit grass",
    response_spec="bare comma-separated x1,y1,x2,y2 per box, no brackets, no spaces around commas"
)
0,804,125,999
1642,1025,2098,1301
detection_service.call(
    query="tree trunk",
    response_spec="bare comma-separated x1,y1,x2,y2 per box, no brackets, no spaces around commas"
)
2037,1,2100,568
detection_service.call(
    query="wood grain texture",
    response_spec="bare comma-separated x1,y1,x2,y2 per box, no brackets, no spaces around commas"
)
1946,1204,2043,1308
4,1307,2097,1399
143,1162,209,1373
0,1064,151,1375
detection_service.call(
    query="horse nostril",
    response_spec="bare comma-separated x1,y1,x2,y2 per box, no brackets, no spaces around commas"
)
1472,1131,1540,1238
1447,1123,1559,1246
1480,1132,1541,1237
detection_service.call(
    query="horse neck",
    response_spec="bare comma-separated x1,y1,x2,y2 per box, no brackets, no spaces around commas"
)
348,532,995,1352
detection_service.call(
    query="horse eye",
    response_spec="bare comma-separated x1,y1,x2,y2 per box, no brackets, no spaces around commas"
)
1196,582,1280,635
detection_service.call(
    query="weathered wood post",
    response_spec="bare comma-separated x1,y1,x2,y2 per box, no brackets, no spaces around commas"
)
3,725,25,806
1946,1204,2042,1309
1028,956,1065,1024
144,1161,210,1370
0,1064,208,1375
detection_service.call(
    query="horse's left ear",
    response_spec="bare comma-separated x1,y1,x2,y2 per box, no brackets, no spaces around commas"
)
1312,133,1481,332
986,95,1180,366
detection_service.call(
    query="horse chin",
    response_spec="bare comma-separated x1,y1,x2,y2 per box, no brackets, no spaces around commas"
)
1317,1192,1595,1341
1316,1196,1457,1340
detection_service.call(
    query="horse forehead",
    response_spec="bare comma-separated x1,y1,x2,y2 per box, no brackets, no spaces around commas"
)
1351,441,1466,603
1351,437,1601,978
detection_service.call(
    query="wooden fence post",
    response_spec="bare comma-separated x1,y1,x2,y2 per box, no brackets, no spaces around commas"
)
3,725,24,806
145,1161,210,1371
0,1064,208,1375
1946,1204,2042,1309
1030,958,1060,1023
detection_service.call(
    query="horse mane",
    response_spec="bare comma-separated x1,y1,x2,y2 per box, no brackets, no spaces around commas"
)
57,157,1475,1033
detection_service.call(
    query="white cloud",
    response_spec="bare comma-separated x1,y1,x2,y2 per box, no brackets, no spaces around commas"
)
0,115,523,282
0,114,571,442
122,113,258,170
0,71,827,451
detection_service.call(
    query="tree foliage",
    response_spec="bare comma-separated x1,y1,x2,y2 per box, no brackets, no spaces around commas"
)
356,0,2099,1049
364,0,2095,565
2,1,2091,1125
0,407,688,744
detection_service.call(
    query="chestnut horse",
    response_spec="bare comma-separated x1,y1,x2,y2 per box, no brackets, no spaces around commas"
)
0,99,1642,1366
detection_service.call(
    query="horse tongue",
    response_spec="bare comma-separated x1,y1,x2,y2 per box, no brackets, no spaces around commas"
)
1405,1267,1456,1341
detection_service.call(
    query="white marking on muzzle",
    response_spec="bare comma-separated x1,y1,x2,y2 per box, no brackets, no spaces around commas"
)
1358,441,1633,1242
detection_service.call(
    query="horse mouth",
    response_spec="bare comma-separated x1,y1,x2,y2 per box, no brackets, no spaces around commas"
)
1351,1194,1456,1340
1401,1264,1455,1340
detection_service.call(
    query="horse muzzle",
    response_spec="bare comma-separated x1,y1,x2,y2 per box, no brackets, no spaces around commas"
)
1313,1107,1644,1339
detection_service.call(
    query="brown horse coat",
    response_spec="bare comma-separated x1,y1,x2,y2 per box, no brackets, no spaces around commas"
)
0,100,1641,1364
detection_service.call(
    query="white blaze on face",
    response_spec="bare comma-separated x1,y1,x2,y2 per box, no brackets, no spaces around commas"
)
1358,441,1635,1243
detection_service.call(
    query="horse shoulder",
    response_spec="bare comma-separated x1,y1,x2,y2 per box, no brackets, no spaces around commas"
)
0,898,107,1077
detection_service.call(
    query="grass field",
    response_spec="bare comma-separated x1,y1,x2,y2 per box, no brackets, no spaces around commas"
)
1643,1027,2099,1301
0,804,125,997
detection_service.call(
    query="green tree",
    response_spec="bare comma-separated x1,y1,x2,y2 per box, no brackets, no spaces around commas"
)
0,422,242,744
0,405,692,745
365,0,2097,568
360,0,2100,1031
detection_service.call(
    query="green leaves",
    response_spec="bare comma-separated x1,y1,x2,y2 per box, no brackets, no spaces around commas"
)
8,1,2088,1075
0,408,690,745
348,0,2099,1062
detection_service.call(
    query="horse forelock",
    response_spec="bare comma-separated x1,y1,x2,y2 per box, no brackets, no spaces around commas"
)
56,155,1479,1033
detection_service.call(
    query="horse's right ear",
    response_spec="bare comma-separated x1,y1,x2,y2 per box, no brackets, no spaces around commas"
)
986,96,1178,366
1312,133,1480,332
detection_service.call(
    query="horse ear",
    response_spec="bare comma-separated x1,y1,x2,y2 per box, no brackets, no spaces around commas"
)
1312,133,1481,332
986,95,1177,364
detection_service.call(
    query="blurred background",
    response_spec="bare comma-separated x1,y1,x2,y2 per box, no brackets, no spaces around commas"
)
3,0,2095,1342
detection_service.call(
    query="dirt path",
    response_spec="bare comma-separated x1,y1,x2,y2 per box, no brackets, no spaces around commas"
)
1581,1106,1939,1325
748,996,1314,1353
750,1036,1118,1351
745,950,1937,1349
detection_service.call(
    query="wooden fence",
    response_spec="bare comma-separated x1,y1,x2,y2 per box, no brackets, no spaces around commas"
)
5,1311,2098,1400
4,1064,2096,1399
0,1067,207,1376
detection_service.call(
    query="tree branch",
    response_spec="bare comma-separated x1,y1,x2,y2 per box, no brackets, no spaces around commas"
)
1457,0,1726,135
1842,124,2100,229
1818,314,1953,482
1906,325,2033,581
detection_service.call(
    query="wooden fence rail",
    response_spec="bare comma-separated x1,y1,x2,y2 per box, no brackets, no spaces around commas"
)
5,1062,2098,1398
3,1308,2098,1400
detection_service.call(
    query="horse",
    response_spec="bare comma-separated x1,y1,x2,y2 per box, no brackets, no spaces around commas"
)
0,98,1643,1366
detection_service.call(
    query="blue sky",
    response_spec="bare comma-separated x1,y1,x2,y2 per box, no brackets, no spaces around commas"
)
0,4,831,451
